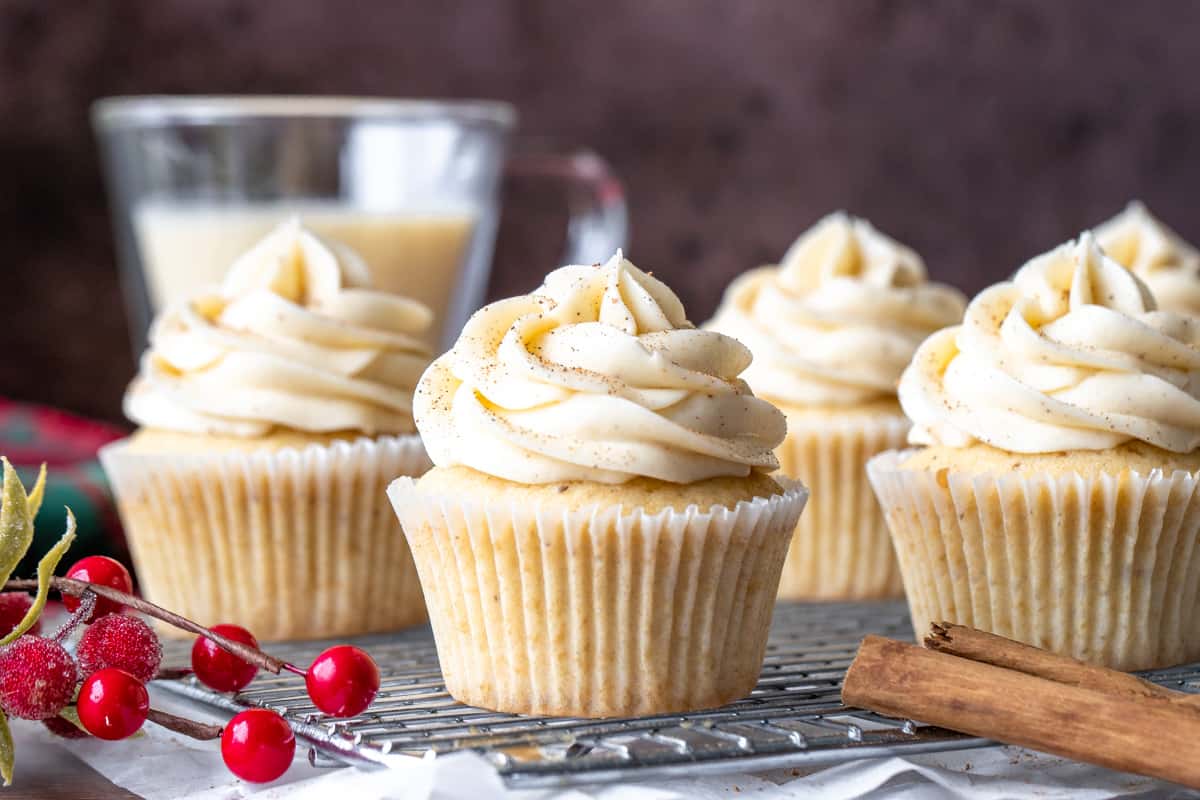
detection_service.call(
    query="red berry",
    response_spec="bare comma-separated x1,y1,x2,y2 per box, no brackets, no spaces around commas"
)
0,593,38,638
43,715,89,739
77,614,162,683
191,624,259,693
63,556,133,622
305,645,380,718
76,668,149,740
0,636,77,720
221,709,295,783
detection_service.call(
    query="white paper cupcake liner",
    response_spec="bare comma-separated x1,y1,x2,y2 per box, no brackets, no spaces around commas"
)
387,476,808,718
774,411,909,600
868,449,1200,670
100,434,432,641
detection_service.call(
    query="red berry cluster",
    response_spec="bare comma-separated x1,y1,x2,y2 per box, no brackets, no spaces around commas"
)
0,561,159,729
0,556,384,785
189,625,380,781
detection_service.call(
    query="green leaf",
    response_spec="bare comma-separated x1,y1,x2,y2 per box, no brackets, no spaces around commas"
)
0,509,75,646
57,707,87,735
0,464,54,788
0,711,12,786
26,464,46,520
0,458,35,589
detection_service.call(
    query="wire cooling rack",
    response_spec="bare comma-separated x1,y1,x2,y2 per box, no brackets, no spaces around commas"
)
157,601,1200,789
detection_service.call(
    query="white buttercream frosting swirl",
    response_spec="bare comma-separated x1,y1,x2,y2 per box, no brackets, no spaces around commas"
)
415,252,786,484
125,220,433,436
1094,201,1200,316
707,213,966,406
901,233,1200,453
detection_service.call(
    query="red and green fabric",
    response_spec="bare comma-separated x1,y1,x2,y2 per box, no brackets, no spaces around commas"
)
0,399,129,577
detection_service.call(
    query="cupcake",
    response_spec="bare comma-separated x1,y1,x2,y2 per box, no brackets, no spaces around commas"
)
869,233,1200,670
1095,201,1200,316
101,220,434,640
708,213,965,600
388,252,807,717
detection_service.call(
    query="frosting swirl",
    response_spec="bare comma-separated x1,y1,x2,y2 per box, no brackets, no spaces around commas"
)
901,233,1200,453
707,213,966,406
415,252,786,484
125,220,433,437
1094,201,1200,316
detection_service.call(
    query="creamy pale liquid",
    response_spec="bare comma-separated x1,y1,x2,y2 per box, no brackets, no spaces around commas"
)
134,204,477,341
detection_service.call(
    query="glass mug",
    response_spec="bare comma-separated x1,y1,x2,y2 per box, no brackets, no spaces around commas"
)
92,96,628,351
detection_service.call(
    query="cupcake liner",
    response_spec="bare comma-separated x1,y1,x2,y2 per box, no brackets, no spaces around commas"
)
867,449,1200,671
100,434,432,641
387,476,808,718
774,411,909,600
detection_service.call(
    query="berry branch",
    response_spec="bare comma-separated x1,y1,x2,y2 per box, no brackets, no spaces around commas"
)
3,577,287,674
50,591,95,643
154,667,194,681
0,463,381,785
146,709,222,741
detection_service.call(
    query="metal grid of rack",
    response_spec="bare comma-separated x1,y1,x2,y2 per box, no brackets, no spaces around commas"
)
158,601,1200,789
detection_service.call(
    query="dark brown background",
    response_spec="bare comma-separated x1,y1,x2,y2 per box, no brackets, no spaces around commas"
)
4,0,1200,424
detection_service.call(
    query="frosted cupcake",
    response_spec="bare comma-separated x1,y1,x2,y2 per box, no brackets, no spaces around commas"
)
101,220,434,640
1095,201,1200,316
388,253,807,717
708,213,965,599
869,233,1200,670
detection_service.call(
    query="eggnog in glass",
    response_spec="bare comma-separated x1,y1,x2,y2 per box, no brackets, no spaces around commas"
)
133,203,476,340
93,96,627,351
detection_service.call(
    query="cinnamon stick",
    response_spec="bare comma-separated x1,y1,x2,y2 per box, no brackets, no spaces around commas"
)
926,622,1197,705
843,635,1200,789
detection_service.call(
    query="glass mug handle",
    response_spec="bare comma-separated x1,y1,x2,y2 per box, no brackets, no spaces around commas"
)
505,151,629,265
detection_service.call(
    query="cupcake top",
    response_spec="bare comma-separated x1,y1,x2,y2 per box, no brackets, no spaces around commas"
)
707,212,966,407
1094,201,1200,316
901,233,1200,454
125,220,433,437
414,252,786,485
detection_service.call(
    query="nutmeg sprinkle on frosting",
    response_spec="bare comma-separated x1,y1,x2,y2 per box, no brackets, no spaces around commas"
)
901,232,1200,454
414,251,786,484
